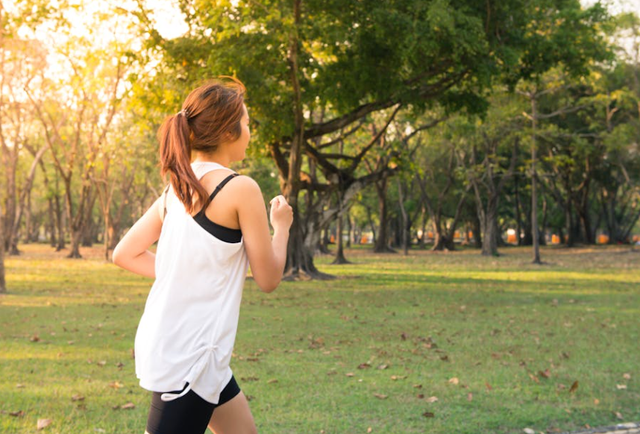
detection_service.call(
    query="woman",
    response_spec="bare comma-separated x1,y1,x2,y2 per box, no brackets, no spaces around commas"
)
113,78,292,434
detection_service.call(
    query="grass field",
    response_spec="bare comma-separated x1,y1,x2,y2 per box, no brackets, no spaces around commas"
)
1,243,639,434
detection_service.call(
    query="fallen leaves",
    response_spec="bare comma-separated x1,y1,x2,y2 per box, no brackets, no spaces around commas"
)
108,381,124,389
112,402,135,410
448,377,459,385
9,410,25,417
373,393,388,399
569,381,579,393
308,336,325,349
616,384,627,390
37,419,53,430
422,411,435,418
71,394,85,402
425,396,439,403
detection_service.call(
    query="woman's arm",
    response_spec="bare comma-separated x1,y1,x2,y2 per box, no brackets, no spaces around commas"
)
112,196,164,278
235,176,292,293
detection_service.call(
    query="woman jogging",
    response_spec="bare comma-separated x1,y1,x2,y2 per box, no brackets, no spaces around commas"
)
112,78,292,434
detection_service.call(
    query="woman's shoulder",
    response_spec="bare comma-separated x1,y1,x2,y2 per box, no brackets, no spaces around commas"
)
198,172,263,210
230,174,261,192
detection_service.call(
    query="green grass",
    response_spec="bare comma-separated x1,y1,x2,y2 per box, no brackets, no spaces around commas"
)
1,244,639,434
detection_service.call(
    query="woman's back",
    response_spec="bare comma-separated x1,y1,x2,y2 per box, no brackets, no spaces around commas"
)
135,162,249,404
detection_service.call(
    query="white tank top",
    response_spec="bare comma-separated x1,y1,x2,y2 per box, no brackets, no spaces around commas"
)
134,162,249,404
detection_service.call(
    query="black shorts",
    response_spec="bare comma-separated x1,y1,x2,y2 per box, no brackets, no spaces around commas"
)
146,375,241,434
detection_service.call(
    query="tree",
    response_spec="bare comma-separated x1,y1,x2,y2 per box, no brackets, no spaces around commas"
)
457,94,522,256
0,2,50,255
412,119,470,251
511,2,612,262
24,3,133,258
131,0,558,277
0,200,5,293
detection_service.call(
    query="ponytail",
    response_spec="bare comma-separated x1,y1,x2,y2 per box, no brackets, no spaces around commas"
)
158,111,209,214
157,77,246,214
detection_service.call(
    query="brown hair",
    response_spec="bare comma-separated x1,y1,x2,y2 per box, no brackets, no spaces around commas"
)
158,77,246,214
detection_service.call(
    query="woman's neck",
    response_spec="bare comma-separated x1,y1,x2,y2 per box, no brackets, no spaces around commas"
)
192,154,231,168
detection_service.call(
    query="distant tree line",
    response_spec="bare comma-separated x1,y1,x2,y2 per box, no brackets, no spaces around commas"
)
1,0,639,291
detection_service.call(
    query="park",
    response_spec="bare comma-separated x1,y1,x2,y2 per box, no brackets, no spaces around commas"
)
1,0,639,433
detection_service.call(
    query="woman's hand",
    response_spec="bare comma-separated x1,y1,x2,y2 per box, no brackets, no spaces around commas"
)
269,195,293,232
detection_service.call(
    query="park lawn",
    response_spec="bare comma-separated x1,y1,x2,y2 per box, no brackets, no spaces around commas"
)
0,244,639,434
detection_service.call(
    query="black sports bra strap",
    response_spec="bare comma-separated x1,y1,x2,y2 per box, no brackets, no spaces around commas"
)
207,173,240,202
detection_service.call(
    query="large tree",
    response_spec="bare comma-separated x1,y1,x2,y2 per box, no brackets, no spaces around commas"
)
131,0,553,277
512,2,612,262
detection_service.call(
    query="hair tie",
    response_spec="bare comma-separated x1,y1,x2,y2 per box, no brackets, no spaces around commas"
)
178,109,190,119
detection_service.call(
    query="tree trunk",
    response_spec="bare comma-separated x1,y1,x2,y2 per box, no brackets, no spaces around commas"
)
432,231,450,251
279,0,331,278
0,202,6,294
464,223,471,245
3,160,17,254
481,196,500,256
10,144,49,252
373,178,395,253
540,195,548,246
397,179,409,255
81,188,98,247
69,228,83,258
24,188,32,243
565,199,574,247
418,207,427,249
515,175,523,246
332,214,351,264
54,192,65,251
47,197,56,247
318,227,331,254
472,211,482,248
365,203,377,245
531,96,541,264
346,212,352,248
1,118,18,254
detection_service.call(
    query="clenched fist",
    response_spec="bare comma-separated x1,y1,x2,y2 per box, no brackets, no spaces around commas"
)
269,195,293,232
